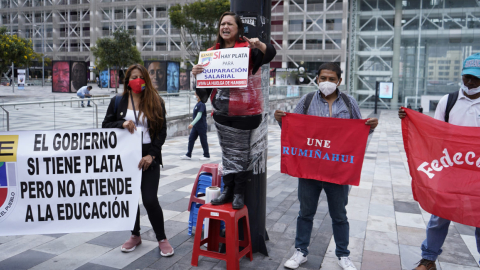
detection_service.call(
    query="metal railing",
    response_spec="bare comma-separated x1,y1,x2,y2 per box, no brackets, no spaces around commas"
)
0,91,201,131
0,96,110,131
269,85,317,101
0,88,318,132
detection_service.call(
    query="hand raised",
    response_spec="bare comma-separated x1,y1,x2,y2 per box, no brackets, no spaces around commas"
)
192,64,204,76
244,37,264,50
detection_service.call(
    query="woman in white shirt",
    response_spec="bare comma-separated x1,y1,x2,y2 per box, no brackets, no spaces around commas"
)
102,64,173,257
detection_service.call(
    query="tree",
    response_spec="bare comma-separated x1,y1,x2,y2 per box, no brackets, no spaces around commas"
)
91,29,143,93
169,0,230,63
0,26,42,79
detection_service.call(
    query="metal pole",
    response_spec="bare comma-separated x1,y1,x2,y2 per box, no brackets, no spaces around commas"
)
391,0,402,109
42,23,45,87
414,0,423,109
231,0,271,256
0,107,10,131
93,101,98,128
374,82,379,114
11,62,14,93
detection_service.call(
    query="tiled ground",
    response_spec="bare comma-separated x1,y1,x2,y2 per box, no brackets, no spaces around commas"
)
0,85,479,269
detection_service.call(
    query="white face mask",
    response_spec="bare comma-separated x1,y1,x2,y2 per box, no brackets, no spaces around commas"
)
460,82,480,96
318,81,338,96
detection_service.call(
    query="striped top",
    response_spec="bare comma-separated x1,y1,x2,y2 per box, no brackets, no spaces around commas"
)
293,90,362,119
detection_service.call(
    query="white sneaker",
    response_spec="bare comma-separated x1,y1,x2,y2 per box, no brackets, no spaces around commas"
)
284,249,307,269
180,155,191,160
338,257,357,270
199,157,210,161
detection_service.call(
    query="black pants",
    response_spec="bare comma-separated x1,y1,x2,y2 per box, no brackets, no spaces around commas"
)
132,144,166,241
186,125,210,158
213,113,261,195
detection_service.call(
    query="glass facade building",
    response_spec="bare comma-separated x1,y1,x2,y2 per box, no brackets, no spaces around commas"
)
2,0,480,108
349,0,480,109
271,0,349,87
0,0,349,86
0,0,188,63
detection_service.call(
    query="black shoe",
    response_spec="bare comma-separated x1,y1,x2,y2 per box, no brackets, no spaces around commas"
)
232,194,244,209
87,104,92,107
211,187,233,205
81,104,85,108
413,259,436,270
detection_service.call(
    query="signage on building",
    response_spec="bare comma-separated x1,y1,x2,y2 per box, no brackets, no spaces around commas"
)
17,69,26,90
241,16,257,27
378,81,394,99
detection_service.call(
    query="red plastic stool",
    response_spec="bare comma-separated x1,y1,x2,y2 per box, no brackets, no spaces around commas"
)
191,203,253,270
188,163,222,211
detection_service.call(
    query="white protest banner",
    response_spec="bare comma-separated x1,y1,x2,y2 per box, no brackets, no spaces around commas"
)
196,47,250,88
0,128,142,236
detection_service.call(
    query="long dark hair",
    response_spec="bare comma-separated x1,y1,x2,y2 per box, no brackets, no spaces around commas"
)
123,64,165,135
214,11,245,49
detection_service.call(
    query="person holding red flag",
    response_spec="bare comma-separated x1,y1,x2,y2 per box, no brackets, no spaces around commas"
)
275,63,377,270
399,53,480,270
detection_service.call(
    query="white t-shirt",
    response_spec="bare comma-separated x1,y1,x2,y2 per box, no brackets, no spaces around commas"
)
125,109,151,144
77,86,90,95
434,89,480,127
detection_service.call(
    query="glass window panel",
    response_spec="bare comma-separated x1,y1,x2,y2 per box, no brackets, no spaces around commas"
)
289,20,303,31
360,18,376,31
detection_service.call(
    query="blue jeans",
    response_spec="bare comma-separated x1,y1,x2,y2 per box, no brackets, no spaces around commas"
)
421,214,480,261
186,126,209,158
77,93,90,106
296,178,350,257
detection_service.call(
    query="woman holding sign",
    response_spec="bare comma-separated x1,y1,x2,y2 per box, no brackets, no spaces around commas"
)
102,64,174,257
192,11,276,209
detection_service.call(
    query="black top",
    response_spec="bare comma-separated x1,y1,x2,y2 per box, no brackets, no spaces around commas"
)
250,43,277,75
193,101,207,129
102,94,167,165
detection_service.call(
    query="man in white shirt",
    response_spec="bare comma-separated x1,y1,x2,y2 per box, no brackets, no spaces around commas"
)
76,85,92,107
399,53,480,270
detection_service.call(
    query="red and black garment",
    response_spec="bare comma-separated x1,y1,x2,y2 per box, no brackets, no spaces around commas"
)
196,40,276,117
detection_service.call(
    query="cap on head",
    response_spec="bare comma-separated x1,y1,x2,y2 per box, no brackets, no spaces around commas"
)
462,53,480,79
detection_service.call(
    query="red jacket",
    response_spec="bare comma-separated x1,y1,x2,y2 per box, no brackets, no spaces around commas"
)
208,40,263,116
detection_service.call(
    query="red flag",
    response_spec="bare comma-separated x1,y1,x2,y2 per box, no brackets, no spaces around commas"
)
402,108,480,227
281,113,370,186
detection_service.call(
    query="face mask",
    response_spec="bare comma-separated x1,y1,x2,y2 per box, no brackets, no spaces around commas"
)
460,82,480,96
128,78,146,94
318,81,338,96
